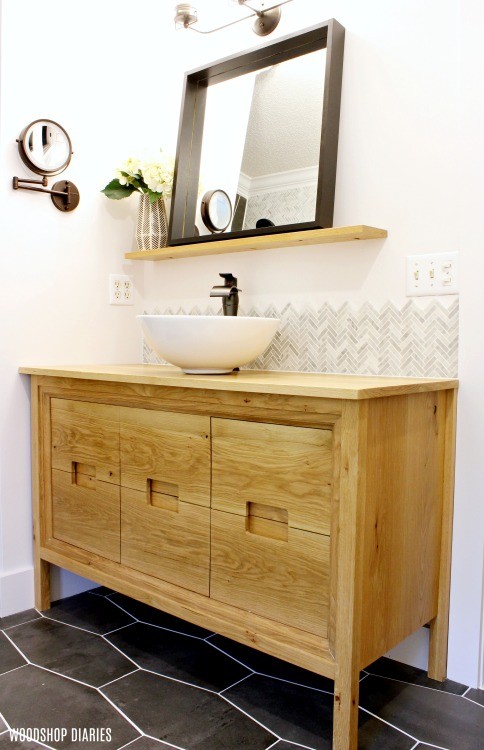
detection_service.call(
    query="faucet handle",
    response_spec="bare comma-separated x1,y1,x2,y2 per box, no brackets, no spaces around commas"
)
219,272,238,287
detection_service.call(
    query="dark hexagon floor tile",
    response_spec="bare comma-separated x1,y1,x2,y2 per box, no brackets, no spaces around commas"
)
271,743,313,749
0,665,138,749
225,674,414,750
123,737,176,749
107,623,249,692
87,586,116,597
360,674,484,750
365,657,468,695
108,593,212,638
7,618,135,688
103,670,275,750
43,592,135,635
0,610,41,630
0,733,43,749
0,633,27,675
0,716,6,732
209,635,333,692
466,687,484,707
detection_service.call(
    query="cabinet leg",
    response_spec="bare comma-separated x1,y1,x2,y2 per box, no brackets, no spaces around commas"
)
333,667,360,750
34,558,51,611
428,615,448,682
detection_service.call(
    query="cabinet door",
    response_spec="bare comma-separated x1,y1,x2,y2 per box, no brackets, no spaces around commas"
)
50,399,120,561
212,418,333,535
211,509,330,636
120,408,211,594
211,418,333,636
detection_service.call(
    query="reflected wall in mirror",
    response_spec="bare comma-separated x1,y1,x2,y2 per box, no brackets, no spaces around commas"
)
17,120,72,176
169,20,345,246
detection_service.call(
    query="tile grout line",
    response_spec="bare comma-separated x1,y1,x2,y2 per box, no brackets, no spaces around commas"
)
98,668,141,690
2,616,42,631
1,629,31,663
104,597,209,641
218,672,255,695
206,639,264,671
364,671,468,696
255,670,334,696
115,736,143,750
264,741,281,750
37,611,101,637
0,664,29,679
220,693,281,743
135,666,218,695
32,661,98,690
101,634,144,669
143,731,188,750
103,623,137,637
409,743,419,750
97,687,146,737
461,686,471,696
358,705,419,744
462,693,484,709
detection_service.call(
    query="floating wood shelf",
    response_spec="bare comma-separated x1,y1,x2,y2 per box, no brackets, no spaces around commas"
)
124,225,387,262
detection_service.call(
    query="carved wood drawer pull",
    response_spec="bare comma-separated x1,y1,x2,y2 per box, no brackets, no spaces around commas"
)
246,501,288,541
147,478,179,513
71,462,96,489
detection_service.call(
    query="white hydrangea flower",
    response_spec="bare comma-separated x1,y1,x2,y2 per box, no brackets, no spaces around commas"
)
121,157,141,176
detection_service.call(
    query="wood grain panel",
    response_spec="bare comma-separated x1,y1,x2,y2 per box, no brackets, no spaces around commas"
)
51,398,120,484
358,392,443,667
121,487,210,596
52,468,120,561
210,509,329,636
212,418,333,534
120,407,210,507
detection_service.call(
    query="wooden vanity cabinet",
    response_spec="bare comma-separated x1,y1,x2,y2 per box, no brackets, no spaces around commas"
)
23,366,457,750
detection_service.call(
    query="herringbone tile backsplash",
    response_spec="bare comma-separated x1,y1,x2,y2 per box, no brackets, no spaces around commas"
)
143,299,459,378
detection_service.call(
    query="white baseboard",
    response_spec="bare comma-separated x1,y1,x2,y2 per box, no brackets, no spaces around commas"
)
0,566,97,617
0,567,34,617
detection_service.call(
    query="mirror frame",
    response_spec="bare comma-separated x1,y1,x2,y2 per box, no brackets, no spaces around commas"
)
169,19,345,247
17,119,73,177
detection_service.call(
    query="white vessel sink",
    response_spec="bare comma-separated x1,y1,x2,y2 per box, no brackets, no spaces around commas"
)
138,315,280,374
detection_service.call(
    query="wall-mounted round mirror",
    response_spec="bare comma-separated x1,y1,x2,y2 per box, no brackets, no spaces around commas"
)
17,119,72,176
200,189,233,233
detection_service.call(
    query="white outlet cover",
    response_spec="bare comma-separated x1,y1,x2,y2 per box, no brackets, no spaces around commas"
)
109,274,134,305
406,252,459,297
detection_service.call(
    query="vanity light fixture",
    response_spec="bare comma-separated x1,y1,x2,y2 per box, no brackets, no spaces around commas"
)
174,0,293,37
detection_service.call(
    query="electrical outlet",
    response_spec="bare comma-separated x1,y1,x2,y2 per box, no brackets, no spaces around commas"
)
109,274,134,305
406,252,459,297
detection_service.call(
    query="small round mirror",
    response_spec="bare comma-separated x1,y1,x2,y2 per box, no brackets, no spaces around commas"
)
17,119,72,176
200,190,233,233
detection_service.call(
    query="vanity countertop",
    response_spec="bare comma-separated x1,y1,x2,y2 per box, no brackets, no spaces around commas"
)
19,364,458,401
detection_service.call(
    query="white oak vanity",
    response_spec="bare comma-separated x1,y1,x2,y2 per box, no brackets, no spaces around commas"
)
20,365,457,750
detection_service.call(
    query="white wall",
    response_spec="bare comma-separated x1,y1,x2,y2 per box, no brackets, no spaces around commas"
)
0,0,482,689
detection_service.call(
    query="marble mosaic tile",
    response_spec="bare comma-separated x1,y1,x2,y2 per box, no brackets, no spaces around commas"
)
143,299,459,379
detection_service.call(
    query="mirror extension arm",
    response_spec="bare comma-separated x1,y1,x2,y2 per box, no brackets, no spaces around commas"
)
12,176,80,212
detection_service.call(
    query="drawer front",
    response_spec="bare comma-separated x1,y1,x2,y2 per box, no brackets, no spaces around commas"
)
51,399,120,485
52,468,120,561
210,509,330,636
212,418,333,535
120,407,210,508
121,487,210,595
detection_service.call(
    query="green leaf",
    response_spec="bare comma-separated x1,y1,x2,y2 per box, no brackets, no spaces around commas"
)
101,179,136,200
147,189,163,204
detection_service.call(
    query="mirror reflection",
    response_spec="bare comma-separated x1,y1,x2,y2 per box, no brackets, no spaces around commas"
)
196,48,326,236
18,120,72,176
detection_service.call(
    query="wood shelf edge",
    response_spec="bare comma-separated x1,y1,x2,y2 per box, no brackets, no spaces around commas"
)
124,225,388,261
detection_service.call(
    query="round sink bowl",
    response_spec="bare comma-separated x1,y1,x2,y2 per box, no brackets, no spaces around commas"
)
138,315,280,374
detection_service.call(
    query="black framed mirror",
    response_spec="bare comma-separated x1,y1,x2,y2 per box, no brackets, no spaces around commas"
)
169,19,345,247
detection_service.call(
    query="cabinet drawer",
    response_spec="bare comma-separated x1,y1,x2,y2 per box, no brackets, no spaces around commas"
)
121,487,210,595
52,468,120,561
210,509,330,636
212,418,333,535
51,399,119,484
120,408,210,507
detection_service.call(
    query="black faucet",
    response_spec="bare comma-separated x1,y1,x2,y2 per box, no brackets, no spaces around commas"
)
210,273,241,316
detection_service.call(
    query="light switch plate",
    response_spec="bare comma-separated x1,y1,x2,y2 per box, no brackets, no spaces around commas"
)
406,252,459,296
